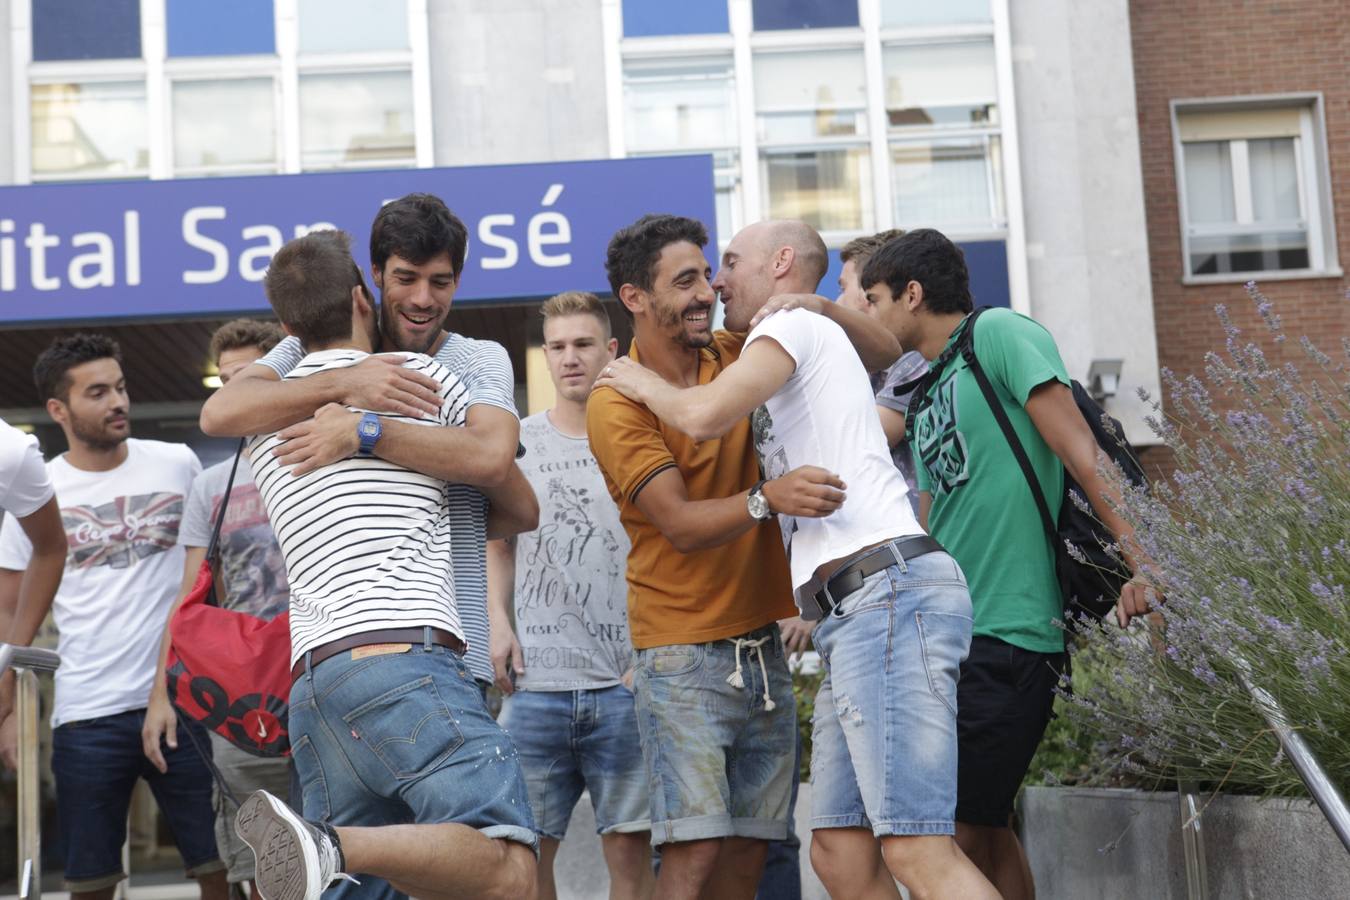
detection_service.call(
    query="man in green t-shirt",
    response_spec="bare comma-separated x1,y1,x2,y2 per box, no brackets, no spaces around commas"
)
857,229,1151,900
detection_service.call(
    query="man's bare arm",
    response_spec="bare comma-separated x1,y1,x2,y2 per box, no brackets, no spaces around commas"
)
593,339,796,443
1024,380,1154,627
878,406,906,447
199,357,443,437
143,546,206,773
487,537,524,693
4,498,65,652
635,465,845,554
750,294,902,372
483,465,540,540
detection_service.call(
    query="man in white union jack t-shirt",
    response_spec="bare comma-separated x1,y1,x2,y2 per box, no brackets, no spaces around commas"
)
231,230,537,900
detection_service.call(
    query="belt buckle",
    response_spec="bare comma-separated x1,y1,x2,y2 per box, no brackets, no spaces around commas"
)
815,582,837,619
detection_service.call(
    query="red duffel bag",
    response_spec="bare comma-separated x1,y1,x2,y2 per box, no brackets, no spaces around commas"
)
166,441,292,758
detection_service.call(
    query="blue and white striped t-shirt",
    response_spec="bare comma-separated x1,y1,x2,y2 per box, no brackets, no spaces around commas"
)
259,333,518,683
247,349,471,666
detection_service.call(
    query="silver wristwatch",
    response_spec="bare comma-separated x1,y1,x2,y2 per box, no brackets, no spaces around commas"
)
747,479,772,521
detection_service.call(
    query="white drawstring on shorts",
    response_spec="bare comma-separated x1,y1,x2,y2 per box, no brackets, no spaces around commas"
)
725,635,776,711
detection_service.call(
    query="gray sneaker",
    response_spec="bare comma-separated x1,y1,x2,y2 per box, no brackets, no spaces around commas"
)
236,791,347,900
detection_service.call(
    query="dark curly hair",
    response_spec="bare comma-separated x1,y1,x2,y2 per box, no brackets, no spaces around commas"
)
369,193,469,280
34,333,123,403
859,228,973,316
604,214,708,319
209,318,285,365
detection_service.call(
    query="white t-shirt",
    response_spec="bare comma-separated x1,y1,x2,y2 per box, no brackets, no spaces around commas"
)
0,439,201,726
745,309,923,617
246,349,472,665
0,419,54,518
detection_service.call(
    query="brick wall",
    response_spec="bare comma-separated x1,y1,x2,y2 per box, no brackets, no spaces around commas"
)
1130,0,1350,392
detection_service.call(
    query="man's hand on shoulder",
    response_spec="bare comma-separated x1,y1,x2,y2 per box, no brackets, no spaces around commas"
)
274,403,361,476
340,355,443,419
749,293,828,329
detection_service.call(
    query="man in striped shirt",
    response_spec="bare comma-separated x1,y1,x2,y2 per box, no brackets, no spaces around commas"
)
200,193,538,700
234,230,537,900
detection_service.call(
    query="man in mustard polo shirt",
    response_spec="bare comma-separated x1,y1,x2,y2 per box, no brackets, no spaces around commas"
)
588,215,850,900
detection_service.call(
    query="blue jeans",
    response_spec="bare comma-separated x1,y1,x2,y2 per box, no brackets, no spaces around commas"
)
633,624,796,846
499,685,649,839
289,643,537,900
810,550,973,836
52,709,222,891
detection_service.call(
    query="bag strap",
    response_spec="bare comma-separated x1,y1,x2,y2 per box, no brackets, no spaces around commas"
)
173,704,244,808
959,309,1059,541
205,439,247,566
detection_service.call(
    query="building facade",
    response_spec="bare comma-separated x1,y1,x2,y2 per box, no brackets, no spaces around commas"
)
19,0,1338,466
1130,0,1349,455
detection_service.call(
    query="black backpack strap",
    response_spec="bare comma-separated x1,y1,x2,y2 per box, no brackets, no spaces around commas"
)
200,439,246,608
205,439,246,565
960,311,1059,541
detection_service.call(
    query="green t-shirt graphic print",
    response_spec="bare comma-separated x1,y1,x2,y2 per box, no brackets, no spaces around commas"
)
911,308,1071,653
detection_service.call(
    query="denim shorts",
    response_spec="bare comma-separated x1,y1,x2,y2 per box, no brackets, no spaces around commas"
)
633,623,796,846
809,549,973,837
51,708,224,891
289,643,537,899
499,685,649,840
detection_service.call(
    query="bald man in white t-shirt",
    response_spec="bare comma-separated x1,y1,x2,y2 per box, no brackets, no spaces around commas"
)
594,220,999,900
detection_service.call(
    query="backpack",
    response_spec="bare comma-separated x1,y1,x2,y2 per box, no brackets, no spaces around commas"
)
165,441,293,757
909,307,1147,624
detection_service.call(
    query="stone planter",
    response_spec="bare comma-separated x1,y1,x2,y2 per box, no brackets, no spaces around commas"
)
1022,785,1350,899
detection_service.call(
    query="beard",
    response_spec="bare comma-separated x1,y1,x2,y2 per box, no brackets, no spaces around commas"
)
655,299,714,350
377,290,442,356
69,413,128,452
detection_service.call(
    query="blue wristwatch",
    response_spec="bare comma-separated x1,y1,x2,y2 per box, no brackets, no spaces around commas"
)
356,412,382,456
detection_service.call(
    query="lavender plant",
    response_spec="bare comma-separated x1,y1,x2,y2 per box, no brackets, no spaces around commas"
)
1057,284,1349,796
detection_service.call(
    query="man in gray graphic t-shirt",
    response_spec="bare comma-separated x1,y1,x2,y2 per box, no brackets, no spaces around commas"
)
488,292,652,900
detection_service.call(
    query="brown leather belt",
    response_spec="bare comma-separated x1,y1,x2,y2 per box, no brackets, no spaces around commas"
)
291,627,465,682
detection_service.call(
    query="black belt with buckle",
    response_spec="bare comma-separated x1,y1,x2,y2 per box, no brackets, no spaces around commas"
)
812,535,946,618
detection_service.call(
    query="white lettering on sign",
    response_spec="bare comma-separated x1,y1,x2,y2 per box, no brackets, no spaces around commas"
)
182,206,229,284
0,184,582,299
0,213,143,292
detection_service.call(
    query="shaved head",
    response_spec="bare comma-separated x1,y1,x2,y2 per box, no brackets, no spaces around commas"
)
757,220,829,292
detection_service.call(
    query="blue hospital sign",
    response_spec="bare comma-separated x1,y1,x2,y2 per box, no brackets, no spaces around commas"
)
0,155,719,324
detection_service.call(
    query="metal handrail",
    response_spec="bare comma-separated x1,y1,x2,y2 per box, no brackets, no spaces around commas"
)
0,644,60,674
3,642,62,900
1237,666,1350,854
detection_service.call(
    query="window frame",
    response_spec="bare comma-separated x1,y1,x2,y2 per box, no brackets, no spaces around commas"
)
1171,93,1341,285
605,0,1018,253
12,0,433,184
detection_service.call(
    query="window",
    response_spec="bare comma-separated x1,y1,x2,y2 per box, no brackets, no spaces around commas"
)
32,0,140,61
755,48,872,233
298,0,409,53
300,71,415,169
883,40,997,130
753,0,858,32
891,137,1001,229
31,81,148,180
623,0,729,37
20,0,427,182
1174,98,1338,280
880,0,991,28
883,39,1003,232
172,79,278,176
167,0,275,57
624,56,737,151
624,55,740,239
